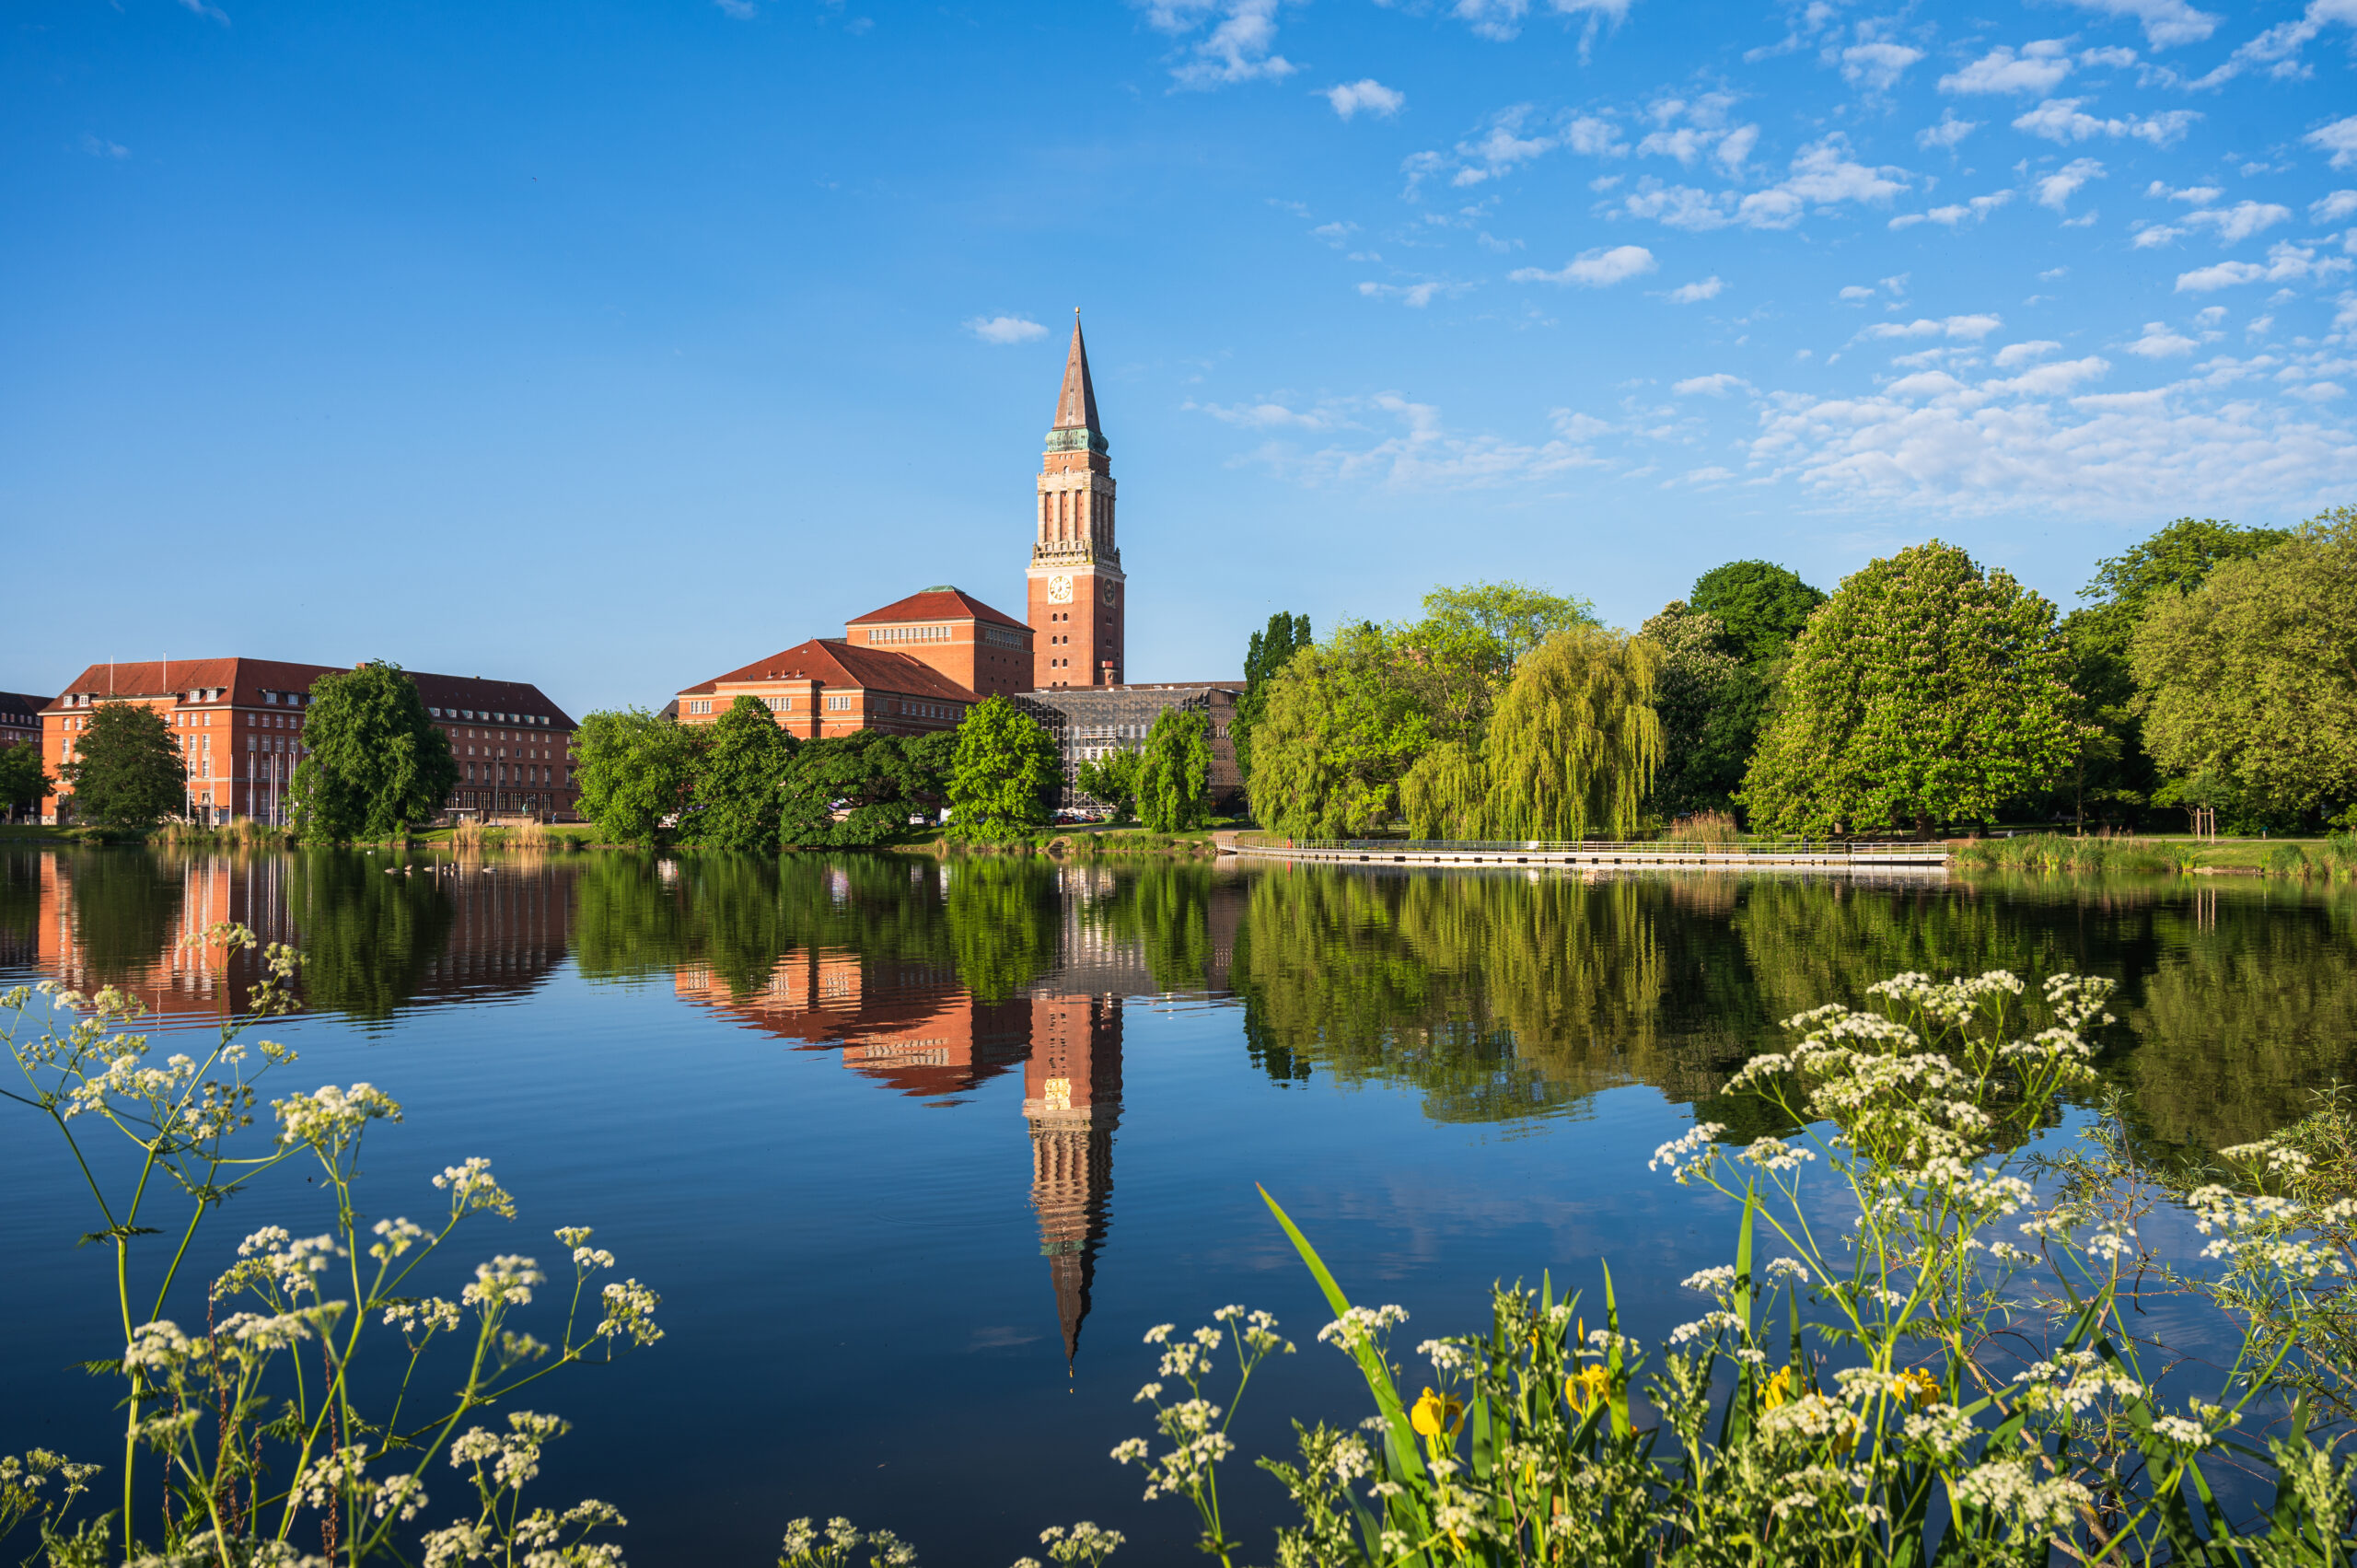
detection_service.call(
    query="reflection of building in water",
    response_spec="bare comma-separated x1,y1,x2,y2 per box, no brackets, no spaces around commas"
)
1025,994,1123,1365
26,853,574,1024
672,949,1031,1100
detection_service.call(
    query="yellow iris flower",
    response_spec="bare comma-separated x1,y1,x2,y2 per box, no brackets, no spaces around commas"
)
1894,1368,1940,1406
1410,1387,1465,1439
1762,1366,1796,1410
1566,1364,1612,1415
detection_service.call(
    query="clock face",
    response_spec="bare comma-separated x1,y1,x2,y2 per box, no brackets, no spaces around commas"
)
1046,575,1074,604
1099,579,1119,606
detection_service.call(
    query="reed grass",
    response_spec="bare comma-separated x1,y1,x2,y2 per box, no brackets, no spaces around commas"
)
1953,831,2177,875
1663,809,1741,845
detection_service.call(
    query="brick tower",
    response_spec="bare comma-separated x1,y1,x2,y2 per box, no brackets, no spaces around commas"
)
1028,314,1125,690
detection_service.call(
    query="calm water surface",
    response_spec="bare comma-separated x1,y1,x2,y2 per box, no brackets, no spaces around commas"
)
3,849,2352,1562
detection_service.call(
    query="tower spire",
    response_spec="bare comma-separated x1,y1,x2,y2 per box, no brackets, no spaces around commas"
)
1052,313,1102,436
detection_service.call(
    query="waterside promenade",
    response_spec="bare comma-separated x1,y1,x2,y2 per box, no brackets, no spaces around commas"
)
1227,836,1949,869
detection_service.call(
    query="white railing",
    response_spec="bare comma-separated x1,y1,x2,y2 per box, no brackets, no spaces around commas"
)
1248,838,1945,858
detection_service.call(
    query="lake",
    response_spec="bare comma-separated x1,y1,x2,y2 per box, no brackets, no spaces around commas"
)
3,848,2351,1563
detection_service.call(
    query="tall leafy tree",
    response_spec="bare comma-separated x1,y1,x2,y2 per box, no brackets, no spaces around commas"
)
778,729,944,847
290,663,461,840
1483,628,1664,842
946,694,1059,842
1136,707,1213,832
63,703,186,830
1740,540,2084,835
1,741,52,821
1638,601,1752,819
1074,748,1143,821
1246,622,1434,839
2061,516,2293,826
574,708,705,847
1233,610,1311,791
1689,561,1826,665
1414,580,1598,679
2131,507,2357,826
688,696,799,852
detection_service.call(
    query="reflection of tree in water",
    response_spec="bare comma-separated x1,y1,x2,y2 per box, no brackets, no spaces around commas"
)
0,853,39,969
945,858,1059,1004
1229,870,1669,1124
69,851,186,977
1087,865,1215,993
572,852,1061,1006
2113,889,2357,1158
284,853,457,1021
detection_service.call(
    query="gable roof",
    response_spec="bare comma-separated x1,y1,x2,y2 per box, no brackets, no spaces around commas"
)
41,658,575,727
680,638,981,703
845,587,1029,632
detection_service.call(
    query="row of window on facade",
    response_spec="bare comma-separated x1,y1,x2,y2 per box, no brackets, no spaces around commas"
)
863,625,950,645
692,695,956,719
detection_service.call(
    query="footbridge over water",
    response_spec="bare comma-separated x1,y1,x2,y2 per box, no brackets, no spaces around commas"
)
1224,837,1949,871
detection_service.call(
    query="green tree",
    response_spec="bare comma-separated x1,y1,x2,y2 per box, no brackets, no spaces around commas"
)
63,703,186,830
2061,517,2294,827
1246,622,1434,839
1689,560,1827,666
289,662,461,842
2131,507,2357,825
574,708,705,848
1483,627,1664,842
778,729,943,847
1074,747,1143,821
946,694,1059,842
1639,601,1757,819
1740,540,2084,836
1136,707,1213,832
0,741,52,821
1232,611,1311,791
1413,580,1598,680
688,696,799,852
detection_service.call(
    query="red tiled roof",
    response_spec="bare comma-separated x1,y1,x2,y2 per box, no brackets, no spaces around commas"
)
845,587,1029,632
41,658,575,727
680,638,981,703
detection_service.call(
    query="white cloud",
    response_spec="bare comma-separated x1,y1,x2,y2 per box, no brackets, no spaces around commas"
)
1994,340,2062,366
1893,191,2015,228
1151,0,1296,88
1620,134,1910,232
1222,389,1610,489
1940,41,2074,95
1666,276,1725,302
2311,191,2357,222
1510,244,1657,286
1917,111,1980,149
1324,79,1405,119
2125,320,2201,355
2202,2,2357,87
2012,99,2200,147
2309,116,2357,171
1563,116,1628,157
1310,221,1358,245
2176,240,2354,291
2078,45,2142,67
1674,373,1753,396
2035,157,2107,211
1190,399,1347,430
1431,107,1558,188
2133,224,2183,248
1748,374,2357,517
2182,200,2292,242
714,0,758,16
1839,284,1878,301
2056,0,2219,47
1446,0,1631,47
1988,355,2111,394
2147,180,2222,203
175,0,229,20
1859,314,2004,342
1841,42,1925,92
80,135,131,158
1358,280,1466,307
964,315,1049,343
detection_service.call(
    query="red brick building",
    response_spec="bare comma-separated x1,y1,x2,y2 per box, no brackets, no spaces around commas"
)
1027,316,1127,691
844,587,1035,700
674,636,982,740
39,657,579,825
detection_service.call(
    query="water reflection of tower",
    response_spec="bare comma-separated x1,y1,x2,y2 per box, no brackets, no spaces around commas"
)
1024,994,1123,1365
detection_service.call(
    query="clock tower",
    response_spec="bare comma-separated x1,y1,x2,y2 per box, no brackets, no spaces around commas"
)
1028,314,1125,690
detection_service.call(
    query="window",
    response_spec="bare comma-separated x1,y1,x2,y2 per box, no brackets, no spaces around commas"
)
826,695,852,712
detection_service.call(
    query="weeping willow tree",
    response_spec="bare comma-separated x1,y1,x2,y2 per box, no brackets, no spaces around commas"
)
1482,628,1664,842
1399,740,1487,841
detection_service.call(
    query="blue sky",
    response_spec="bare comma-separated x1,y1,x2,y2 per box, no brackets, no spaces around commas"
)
6,0,2354,711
